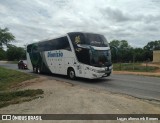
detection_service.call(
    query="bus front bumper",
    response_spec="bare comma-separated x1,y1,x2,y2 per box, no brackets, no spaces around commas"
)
90,66,112,79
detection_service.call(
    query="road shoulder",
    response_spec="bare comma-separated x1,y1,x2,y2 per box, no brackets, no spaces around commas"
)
0,76,159,114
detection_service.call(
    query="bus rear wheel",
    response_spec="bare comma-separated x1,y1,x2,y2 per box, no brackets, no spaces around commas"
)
68,68,76,79
36,67,41,74
33,67,36,73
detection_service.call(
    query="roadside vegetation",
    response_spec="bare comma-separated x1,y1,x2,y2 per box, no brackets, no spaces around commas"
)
110,40,160,63
0,89,43,108
0,66,34,90
0,27,26,61
113,63,159,72
6,60,19,64
0,66,43,108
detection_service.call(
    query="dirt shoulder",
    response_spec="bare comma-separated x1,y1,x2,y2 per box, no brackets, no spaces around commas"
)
113,63,160,77
0,76,159,115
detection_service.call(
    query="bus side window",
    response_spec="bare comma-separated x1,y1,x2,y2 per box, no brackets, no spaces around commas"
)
63,36,71,51
36,36,72,52
32,45,38,53
57,37,71,51
27,45,32,53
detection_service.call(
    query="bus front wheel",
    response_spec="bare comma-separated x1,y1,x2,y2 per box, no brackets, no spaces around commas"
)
68,68,76,79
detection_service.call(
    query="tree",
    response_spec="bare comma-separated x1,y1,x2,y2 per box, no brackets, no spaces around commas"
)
109,40,120,62
0,48,6,60
119,40,131,49
133,48,144,62
109,40,133,63
144,40,160,51
0,27,15,48
6,45,26,61
143,40,160,61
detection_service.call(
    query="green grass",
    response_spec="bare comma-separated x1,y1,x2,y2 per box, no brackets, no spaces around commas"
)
113,63,159,72
6,61,19,64
0,89,43,108
0,67,43,108
0,66,34,90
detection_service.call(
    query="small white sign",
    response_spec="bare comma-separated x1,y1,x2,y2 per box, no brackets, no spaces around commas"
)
2,115,11,120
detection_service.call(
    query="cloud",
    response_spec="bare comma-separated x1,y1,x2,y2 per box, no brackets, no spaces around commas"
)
0,0,160,48
100,7,130,23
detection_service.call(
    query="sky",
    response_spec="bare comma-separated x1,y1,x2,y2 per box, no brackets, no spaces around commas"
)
0,0,160,48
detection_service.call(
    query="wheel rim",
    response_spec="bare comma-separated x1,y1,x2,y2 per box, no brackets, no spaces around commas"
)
69,70,75,78
33,67,36,73
37,68,40,73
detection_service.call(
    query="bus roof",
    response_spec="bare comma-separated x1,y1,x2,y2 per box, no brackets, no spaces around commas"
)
27,32,104,46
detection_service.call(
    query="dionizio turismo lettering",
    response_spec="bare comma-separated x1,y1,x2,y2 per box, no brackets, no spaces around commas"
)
48,51,63,57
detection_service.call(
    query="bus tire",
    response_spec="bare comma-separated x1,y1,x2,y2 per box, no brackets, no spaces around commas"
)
33,67,37,73
68,68,76,79
36,67,41,74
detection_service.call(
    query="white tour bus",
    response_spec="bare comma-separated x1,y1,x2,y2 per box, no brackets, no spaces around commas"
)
26,32,112,79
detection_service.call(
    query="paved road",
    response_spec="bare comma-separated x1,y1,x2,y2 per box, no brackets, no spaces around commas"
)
1,63,160,101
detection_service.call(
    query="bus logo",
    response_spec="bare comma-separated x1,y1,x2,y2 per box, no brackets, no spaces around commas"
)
48,51,63,57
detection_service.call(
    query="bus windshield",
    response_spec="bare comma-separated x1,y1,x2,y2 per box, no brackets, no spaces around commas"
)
90,50,111,67
84,33,108,47
68,32,108,47
68,32,111,67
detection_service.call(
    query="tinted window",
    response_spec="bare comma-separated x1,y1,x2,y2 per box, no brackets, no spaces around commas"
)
68,32,109,64
56,37,71,50
38,36,71,51
68,32,108,47
68,32,85,47
27,44,38,53
38,41,52,51
27,45,32,53
32,44,38,53
85,34,108,47
76,48,90,65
